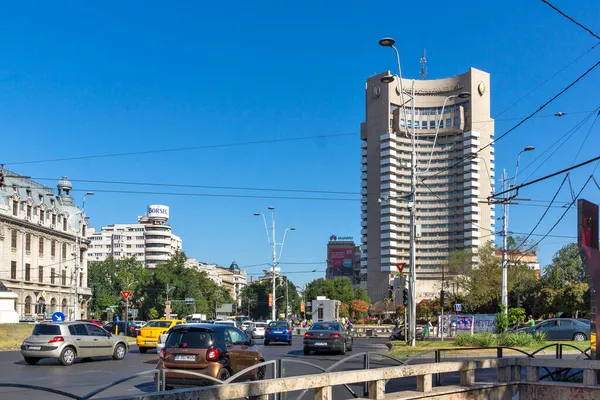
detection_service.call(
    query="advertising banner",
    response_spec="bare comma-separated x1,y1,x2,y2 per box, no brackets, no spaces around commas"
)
328,247,355,278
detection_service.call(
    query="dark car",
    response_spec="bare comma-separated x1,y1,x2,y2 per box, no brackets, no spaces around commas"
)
303,321,353,355
517,318,590,341
157,324,265,388
104,321,137,337
77,319,105,328
264,321,292,345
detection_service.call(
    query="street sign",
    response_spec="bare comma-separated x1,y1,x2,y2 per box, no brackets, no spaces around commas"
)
121,291,131,300
51,312,65,322
455,304,463,312
396,263,406,273
184,298,195,305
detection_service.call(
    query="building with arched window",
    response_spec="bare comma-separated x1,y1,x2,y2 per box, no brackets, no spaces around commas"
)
0,171,92,321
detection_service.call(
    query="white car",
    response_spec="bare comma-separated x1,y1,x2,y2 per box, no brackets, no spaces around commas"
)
156,329,171,356
241,321,253,332
214,320,236,327
249,322,267,339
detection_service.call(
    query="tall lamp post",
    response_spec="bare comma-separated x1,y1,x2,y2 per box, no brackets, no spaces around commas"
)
500,146,535,314
379,36,470,346
73,191,93,321
254,207,295,321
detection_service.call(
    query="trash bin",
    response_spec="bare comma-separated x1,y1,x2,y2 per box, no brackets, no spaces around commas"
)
450,321,457,337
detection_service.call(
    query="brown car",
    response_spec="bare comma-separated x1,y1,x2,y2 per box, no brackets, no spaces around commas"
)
157,324,265,387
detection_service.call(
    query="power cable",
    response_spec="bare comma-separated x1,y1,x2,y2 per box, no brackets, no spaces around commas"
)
541,0,600,40
571,110,600,165
423,60,600,183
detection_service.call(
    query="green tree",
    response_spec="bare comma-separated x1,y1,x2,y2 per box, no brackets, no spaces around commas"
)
542,243,585,289
495,304,508,334
508,264,539,309
507,307,526,326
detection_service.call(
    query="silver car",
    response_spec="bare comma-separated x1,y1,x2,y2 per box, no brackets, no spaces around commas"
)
21,321,129,366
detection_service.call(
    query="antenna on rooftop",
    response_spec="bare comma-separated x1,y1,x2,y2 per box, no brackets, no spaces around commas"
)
420,48,427,80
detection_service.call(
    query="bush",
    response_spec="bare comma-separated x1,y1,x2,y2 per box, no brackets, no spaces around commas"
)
499,332,535,347
455,334,473,347
455,332,547,348
532,331,547,345
455,332,498,347
495,305,508,334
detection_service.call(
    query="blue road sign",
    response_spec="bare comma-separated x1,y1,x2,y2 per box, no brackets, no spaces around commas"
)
455,304,463,312
116,315,120,323
51,312,66,322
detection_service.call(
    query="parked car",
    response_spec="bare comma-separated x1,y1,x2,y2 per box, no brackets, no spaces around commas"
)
104,321,137,337
517,318,590,341
264,321,292,345
21,322,128,366
137,319,186,353
248,322,267,339
77,319,105,328
156,328,173,355
156,324,265,387
131,321,147,329
303,321,353,355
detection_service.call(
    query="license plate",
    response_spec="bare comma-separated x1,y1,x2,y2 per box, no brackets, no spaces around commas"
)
274,330,283,334
144,341,156,345
315,342,327,346
28,346,41,350
174,355,196,361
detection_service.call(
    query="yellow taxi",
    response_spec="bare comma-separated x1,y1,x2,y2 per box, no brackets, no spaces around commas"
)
137,320,185,353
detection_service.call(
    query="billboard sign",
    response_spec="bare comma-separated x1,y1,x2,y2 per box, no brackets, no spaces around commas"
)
147,205,170,219
328,246,355,278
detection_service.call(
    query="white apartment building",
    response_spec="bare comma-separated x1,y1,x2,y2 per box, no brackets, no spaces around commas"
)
86,205,182,268
361,68,494,303
185,258,248,309
0,171,92,320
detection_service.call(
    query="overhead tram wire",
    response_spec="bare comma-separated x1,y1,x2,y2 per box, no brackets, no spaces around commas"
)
2,109,596,167
422,60,600,183
541,0,600,40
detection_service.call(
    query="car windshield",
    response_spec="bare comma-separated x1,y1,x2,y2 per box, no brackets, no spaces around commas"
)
166,330,213,349
145,321,172,328
311,323,340,331
255,323,266,328
215,321,234,325
32,324,61,336
268,321,289,328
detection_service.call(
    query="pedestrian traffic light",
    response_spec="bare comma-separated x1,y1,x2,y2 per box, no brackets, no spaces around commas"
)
440,290,446,307
268,293,273,307
402,288,409,307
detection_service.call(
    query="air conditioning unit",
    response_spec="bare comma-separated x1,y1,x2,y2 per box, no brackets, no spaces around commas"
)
38,220,43,225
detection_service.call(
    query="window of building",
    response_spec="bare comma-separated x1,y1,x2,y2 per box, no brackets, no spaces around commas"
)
421,121,426,129
11,230,17,249
126,244,131,248
26,205,32,218
430,120,436,129
446,118,451,127
82,225,86,237
63,217,67,231
24,296,31,315
39,265,43,283
12,200,18,216
51,268,56,284
39,209,44,222
407,120,412,128
61,270,67,286
25,263,31,281
39,237,44,256
453,117,459,127
62,243,67,260
79,272,83,287
25,234,31,252
52,214,56,226
11,261,17,280
51,240,56,257
414,121,420,129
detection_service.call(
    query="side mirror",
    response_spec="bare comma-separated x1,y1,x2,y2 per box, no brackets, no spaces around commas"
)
225,340,232,348
107,332,112,338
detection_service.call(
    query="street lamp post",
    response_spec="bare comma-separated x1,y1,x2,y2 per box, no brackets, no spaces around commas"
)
73,191,93,321
379,37,470,347
254,208,295,321
500,146,535,314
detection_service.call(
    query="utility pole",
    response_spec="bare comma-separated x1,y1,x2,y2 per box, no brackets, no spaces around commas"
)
500,169,509,314
20,231,25,318
285,276,289,321
408,79,417,347
165,284,175,319
440,263,445,342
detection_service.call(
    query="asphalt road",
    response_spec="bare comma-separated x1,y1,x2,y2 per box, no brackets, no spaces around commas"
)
0,338,527,400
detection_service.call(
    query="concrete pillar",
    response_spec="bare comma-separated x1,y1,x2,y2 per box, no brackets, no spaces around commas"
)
314,386,332,400
583,369,597,386
497,366,508,382
460,369,475,386
526,366,539,383
511,365,522,381
368,379,385,400
417,374,432,393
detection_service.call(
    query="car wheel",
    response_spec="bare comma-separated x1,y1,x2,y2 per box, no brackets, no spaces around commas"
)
139,347,148,354
264,340,269,346
339,342,346,356
59,347,76,366
113,343,127,360
251,362,266,381
347,339,353,352
573,333,587,341
218,368,231,381
287,339,292,346
303,347,311,355
24,357,40,365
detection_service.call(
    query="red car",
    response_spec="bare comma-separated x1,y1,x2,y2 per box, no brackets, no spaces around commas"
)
77,319,105,328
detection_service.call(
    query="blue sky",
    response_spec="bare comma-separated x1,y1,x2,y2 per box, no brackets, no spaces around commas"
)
1,1,599,286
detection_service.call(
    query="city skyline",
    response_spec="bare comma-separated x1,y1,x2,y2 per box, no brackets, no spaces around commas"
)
1,1,598,286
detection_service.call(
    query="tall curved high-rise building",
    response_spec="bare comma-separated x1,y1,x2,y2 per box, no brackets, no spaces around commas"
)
360,68,495,303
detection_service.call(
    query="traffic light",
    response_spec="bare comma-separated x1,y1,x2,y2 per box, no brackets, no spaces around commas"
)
402,288,409,307
268,293,273,307
440,290,446,308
